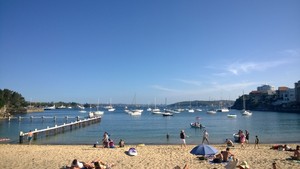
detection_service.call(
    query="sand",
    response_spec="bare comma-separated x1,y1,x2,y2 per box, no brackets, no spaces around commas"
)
0,143,299,169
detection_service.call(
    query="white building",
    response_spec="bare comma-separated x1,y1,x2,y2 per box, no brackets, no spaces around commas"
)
257,84,276,95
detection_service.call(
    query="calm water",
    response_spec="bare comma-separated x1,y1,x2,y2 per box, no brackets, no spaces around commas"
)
0,108,299,145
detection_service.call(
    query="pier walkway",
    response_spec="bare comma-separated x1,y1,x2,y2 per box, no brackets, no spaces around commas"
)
19,116,101,144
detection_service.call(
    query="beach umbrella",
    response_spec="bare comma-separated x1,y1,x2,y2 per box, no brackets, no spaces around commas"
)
190,144,218,156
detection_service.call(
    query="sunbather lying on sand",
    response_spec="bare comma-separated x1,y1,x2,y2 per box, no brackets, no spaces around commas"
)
66,158,115,169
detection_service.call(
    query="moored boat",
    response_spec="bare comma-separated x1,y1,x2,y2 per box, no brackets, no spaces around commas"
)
241,110,252,116
207,110,216,114
44,105,56,110
216,108,230,112
241,92,252,116
227,114,237,118
162,112,173,116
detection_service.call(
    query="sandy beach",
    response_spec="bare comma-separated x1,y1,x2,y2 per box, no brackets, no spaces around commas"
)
0,143,299,169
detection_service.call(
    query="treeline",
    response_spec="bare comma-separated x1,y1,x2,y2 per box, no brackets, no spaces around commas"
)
0,89,27,115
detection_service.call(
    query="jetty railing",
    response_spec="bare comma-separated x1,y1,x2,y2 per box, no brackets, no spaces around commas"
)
8,116,84,122
19,116,101,144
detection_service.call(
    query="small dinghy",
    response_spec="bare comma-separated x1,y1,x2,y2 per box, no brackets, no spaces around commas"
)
128,147,138,156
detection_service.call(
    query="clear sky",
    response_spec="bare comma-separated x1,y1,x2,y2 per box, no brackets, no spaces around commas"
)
1,0,299,104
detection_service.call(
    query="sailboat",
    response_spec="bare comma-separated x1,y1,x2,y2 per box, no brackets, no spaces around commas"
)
152,98,162,114
187,101,194,113
105,99,115,112
215,100,229,112
241,93,252,116
128,94,143,116
93,99,104,116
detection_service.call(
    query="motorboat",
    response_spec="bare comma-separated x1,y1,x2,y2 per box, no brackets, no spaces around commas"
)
207,110,216,114
129,109,142,116
188,109,195,113
108,108,115,112
44,105,56,110
162,112,173,116
57,105,66,109
190,122,204,128
233,133,240,143
227,114,237,118
216,108,230,112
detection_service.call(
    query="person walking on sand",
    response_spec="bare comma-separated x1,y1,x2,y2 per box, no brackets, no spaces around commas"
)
254,135,259,149
240,131,246,149
245,130,249,144
180,130,186,148
202,130,209,144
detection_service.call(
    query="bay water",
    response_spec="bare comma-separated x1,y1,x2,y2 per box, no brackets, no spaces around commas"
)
0,108,299,145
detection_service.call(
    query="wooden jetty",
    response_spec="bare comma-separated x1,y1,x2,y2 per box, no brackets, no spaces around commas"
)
8,115,84,122
19,116,101,144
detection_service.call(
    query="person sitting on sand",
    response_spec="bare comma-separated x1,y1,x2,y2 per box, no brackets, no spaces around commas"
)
225,139,234,147
291,145,300,160
108,139,115,148
119,139,125,147
212,153,223,163
221,147,234,162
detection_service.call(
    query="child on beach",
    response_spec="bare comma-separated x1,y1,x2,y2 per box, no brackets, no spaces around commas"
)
254,135,259,149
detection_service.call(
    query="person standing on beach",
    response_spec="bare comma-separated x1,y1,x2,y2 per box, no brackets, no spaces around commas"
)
102,132,109,148
245,130,249,144
202,130,209,144
240,131,246,149
27,130,33,145
254,135,259,149
180,130,186,148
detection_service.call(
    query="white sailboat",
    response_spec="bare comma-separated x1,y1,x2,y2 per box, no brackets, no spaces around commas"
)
105,99,115,112
241,93,252,116
187,101,194,113
128,94,143,116
92,99,104,116
152,98,162,114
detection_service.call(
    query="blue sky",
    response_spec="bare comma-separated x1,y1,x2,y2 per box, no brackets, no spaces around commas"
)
1,0,299,104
